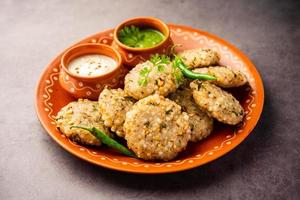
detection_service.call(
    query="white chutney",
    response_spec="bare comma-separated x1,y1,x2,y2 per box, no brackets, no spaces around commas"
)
68,54,117,77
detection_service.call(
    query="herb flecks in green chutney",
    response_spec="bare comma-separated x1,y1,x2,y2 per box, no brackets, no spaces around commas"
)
118,25,165,48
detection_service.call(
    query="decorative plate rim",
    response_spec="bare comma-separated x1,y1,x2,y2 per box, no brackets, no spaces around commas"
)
35,24,264,174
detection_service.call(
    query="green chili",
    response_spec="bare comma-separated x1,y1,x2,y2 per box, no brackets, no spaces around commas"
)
173,56,217,80
71,126,135,157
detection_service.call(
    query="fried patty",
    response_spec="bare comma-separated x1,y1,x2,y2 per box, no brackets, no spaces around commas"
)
193,66,247,88
190,81,244,125
124,94,191,161
124,61,181,100
55,99,111,146
169,87,213,142
98,88,136,137
178,48,220,69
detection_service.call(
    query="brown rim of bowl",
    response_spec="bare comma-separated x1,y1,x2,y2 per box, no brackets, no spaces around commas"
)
61,43,122,80
113,16,170,52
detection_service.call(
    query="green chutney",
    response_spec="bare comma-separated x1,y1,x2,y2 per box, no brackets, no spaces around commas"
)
118,26,165,48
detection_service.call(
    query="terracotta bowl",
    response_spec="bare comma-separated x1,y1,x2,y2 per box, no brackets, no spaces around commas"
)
112,16,174,67
59,43,127,100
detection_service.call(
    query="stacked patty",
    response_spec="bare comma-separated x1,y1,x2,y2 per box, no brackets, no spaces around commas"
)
178,48,220,69
193,66,247,88
190,81,244,125
169,87,213,142
55,99,111,146
124,94,191,161
98,88,135,137
124,60,180,100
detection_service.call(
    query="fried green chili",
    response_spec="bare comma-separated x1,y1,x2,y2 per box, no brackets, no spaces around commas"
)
173,56,217,80
71,126,135,157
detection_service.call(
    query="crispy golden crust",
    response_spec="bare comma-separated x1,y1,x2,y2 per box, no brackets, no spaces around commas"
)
98,88,136,137
124,61,179,100
190,81,244,125
124,94,191,161
178,48,220,69
169,87,213,142
55,99,111,146
193,66,247,88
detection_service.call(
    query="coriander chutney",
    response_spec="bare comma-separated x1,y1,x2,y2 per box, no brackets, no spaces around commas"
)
118,25,165,48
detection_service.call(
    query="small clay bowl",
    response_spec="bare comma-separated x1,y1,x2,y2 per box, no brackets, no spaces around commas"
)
112,16,174,67
59,43,127,100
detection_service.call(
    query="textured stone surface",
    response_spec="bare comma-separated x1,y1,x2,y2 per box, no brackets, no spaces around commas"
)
0,0,299,199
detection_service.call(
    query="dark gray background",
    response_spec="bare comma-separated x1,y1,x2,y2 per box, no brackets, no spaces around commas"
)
0,0,299,199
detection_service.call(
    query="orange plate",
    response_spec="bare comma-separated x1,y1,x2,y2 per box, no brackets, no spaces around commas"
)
35,24,264,174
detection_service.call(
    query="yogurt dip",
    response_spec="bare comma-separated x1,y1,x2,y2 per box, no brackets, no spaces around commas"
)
68,54,118,77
